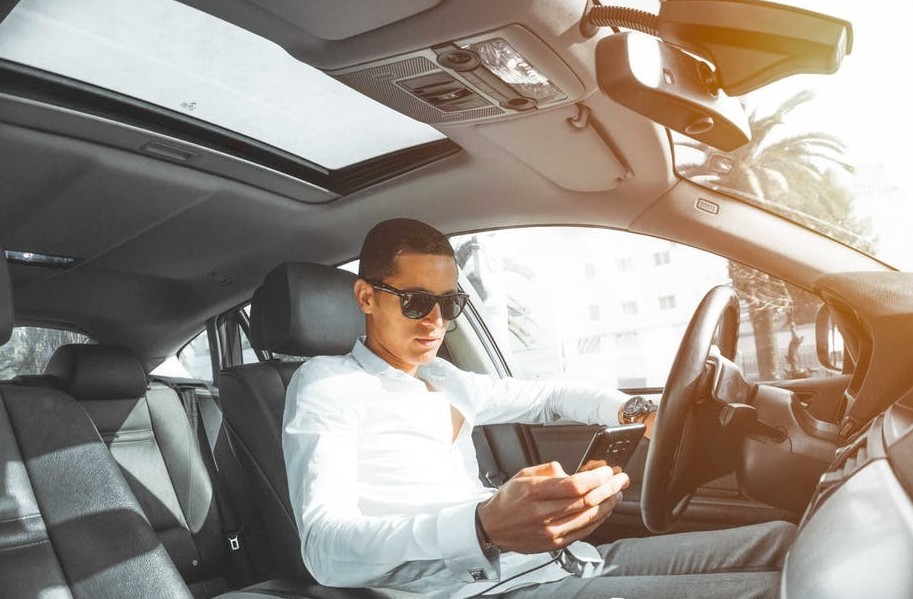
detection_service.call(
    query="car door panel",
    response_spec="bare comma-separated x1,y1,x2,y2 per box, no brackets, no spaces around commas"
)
475,395,804,541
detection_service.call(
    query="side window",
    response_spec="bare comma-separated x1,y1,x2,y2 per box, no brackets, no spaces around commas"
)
240,305,258,364
151,329,213,381
0,326,94,379
452,227,827,388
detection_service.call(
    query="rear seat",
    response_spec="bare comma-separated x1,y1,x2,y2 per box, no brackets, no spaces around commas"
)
44,344,248,598
0,247,193,598
40,342,417,599
1,246,415,598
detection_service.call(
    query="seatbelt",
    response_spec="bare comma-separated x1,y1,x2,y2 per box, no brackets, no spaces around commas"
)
175,385,255,587
472,426,507,488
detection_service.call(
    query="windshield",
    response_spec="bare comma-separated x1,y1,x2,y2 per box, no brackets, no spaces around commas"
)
0,0,445,170
669,2,912,271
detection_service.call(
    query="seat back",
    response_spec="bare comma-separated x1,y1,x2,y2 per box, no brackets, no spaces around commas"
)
0,249,192,599
219,262,364,579
46,344,232,597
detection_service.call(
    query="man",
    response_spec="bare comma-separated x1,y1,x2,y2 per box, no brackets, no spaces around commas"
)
283,218,794,599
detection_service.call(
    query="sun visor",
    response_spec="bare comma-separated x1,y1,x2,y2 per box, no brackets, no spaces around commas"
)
476,104,629,192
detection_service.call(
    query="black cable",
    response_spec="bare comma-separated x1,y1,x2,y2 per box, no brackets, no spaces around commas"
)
464,553,562,598
588,6,660,37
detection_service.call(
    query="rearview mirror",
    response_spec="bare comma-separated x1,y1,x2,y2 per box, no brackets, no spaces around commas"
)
587,1,852,97
596,32,750,151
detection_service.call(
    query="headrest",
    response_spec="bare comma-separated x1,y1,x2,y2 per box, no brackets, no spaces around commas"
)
251,263,364,357
45,345,148,401
0,245,13,345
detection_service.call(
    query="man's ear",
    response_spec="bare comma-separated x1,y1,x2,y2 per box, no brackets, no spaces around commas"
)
354,279,374,315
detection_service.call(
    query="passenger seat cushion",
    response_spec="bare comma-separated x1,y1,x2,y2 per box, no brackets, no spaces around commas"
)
45,344,147,401
0,383,193,599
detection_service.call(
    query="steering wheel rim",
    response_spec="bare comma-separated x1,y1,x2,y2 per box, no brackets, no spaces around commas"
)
641,285,741,533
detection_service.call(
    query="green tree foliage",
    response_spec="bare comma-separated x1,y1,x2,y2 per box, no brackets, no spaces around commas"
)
0,327,91,380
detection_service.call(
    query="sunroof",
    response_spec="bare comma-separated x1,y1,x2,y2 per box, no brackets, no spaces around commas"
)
0,0,446,170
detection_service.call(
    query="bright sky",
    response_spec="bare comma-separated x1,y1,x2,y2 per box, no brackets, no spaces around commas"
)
728,2,913,269
616,0,913,269
0,0,444,170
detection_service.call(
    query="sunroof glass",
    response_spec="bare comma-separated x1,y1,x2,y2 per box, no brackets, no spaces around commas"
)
0,0,446,170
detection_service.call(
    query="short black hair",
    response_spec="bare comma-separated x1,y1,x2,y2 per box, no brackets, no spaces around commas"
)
358,218,455,281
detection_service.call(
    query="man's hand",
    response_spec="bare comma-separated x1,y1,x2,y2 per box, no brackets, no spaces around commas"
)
476,461,629,554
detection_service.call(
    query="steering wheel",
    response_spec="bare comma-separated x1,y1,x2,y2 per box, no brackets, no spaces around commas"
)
641,285,741,533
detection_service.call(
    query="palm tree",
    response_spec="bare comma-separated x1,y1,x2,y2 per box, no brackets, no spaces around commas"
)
678,91,870,380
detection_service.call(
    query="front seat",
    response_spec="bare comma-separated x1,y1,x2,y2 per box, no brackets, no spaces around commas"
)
218,263,364,580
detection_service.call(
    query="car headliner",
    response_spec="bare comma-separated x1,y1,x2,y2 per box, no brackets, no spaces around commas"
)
0,0,885,365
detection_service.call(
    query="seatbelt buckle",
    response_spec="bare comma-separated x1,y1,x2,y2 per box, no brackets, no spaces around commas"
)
227,529,244,552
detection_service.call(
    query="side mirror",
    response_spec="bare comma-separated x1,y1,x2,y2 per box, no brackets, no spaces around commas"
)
815,304,845,372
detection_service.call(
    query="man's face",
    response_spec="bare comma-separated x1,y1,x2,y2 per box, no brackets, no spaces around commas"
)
357,252,459,374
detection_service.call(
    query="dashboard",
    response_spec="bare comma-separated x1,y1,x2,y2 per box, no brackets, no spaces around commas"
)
782,272,913,597
783,405,913,597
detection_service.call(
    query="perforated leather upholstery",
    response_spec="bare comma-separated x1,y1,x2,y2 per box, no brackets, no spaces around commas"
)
49,344,232,598
0,383,197,599
220,262,365,579
251,262,363,356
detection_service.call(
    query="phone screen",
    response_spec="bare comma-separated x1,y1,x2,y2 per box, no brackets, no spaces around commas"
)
575,423,646,473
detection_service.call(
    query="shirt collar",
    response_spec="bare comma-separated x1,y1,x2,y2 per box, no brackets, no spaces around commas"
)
351,336,448,381
351,336,397,376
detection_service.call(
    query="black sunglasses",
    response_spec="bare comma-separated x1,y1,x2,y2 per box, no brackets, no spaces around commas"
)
369,280,469,321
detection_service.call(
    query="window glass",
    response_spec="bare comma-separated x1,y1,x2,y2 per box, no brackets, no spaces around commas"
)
151,329,213,381
0,326,94,379
670,2,912,271
0,0,444,170
239,305,258,365
452,227,829,388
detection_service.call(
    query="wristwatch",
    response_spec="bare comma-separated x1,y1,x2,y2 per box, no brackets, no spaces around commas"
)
620,395,657,424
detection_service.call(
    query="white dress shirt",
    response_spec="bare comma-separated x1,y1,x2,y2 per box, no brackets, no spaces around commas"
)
282,338,627,598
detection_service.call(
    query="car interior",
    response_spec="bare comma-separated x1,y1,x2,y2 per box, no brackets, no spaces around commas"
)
1,0,911,598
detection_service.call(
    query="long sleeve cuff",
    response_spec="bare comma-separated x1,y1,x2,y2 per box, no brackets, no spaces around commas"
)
437,501,501,583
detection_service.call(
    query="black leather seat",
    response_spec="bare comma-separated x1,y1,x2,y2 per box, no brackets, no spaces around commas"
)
45,344,238,598
218,263,364,580
0,249,193,599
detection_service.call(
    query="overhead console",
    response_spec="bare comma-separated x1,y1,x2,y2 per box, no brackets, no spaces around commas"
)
330,25,585,125
330,26,631,193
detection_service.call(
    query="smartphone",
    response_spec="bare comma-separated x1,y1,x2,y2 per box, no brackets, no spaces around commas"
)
575,423,646,473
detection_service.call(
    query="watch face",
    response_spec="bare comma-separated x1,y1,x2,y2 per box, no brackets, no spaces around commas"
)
623,395,646,417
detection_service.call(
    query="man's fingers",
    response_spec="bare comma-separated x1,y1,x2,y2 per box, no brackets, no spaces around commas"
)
581,472,629,507
541,469,630,505
533,465,618,498
517,461,569,479
548,497,617,543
